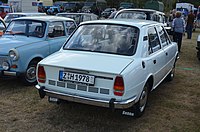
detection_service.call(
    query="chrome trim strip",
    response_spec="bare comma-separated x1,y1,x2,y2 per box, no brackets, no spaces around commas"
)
3,71,17,76
35,85,137,109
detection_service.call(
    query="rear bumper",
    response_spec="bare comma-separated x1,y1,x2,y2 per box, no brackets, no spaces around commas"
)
35,84,137,109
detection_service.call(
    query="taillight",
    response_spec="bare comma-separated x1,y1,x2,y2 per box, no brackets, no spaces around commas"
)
37,65,46,83
113,76,124,96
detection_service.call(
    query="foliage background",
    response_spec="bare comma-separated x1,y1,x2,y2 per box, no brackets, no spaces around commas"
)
1,0,200,12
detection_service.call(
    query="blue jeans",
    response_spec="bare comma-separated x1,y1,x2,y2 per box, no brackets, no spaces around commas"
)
186,24,193,39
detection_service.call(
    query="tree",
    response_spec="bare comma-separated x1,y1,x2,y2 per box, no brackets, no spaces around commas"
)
1,0,8,3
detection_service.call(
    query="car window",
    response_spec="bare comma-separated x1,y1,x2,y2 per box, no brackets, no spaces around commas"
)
91,15,98,20
159,15,165,23
152,14,159,22
4,14,25,23
65,21,76,35
48,21,65,38
116,11,147,20
5,20,46,37
82,15,91,22
148,27,161,54
64,24,139,56
156,26,171,48
57,14,81,25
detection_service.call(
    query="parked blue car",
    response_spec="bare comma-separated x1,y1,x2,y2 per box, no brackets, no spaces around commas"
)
0,16,77,85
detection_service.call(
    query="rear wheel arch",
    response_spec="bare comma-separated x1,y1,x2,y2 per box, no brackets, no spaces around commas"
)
133,79,152,118
146,75,154,92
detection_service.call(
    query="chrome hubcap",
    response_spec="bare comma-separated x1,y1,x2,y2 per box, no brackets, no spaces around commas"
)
26,66,36,82
139,86,148,112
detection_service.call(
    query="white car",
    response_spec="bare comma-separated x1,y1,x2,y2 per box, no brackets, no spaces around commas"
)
4,12,47,25
114,9,171,34
35,19,179,117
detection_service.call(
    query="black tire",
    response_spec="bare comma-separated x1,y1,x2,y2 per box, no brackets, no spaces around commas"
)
166,63,176,82
133,82,150,118
21,60,38,85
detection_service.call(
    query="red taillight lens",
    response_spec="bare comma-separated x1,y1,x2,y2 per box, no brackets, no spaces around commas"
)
113,76,124,96
37,65,46,83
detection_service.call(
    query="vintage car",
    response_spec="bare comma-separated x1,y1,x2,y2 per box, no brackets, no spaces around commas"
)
114,8,171,34
4,12,47,25
56,12,98,25
197,35,200,60
101,8,116,18
0,17,6,36
0,16,77,85
35,19,179,117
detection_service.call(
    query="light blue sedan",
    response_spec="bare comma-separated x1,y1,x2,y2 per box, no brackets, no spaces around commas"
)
0,16,77,85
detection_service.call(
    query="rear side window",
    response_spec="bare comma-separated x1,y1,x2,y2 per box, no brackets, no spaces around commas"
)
148,27,161,54
156,25,171,48
65,21,76,35
48,21,65,38
83,15,91,21
64,24,139,56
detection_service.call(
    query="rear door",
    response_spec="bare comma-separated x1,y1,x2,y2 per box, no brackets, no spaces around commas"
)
147,26,166,86
156,25,175,74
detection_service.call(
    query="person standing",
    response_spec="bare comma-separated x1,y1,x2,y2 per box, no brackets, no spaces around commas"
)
186,10,195,39
197,13,200,28
172,11,185,52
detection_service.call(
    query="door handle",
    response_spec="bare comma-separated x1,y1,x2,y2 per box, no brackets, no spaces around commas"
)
166,52,168,56
153,60,156,64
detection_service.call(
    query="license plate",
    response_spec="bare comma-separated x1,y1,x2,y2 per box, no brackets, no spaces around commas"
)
59,71,95,85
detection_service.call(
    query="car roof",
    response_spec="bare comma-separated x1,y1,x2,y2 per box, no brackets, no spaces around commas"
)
117,8,165,15
6,12,46,15
80,19,160,28
57,12,97,16
13,16,75,22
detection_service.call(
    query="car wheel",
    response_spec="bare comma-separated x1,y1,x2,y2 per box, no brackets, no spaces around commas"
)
166,63,176,81
133,82,149,118
22,60,38,85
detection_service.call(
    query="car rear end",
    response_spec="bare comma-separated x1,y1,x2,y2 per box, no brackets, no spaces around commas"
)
36,62,137,109
35,20,140,110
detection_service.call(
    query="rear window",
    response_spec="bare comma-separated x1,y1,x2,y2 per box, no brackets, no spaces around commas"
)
4,14,25,23
116,11,147,20
64,24,139,56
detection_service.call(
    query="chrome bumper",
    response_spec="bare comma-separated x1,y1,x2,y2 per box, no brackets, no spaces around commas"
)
2,71,17,76
35,85,137,109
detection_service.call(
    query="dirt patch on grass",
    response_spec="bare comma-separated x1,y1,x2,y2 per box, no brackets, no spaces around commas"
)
0,30,200,132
